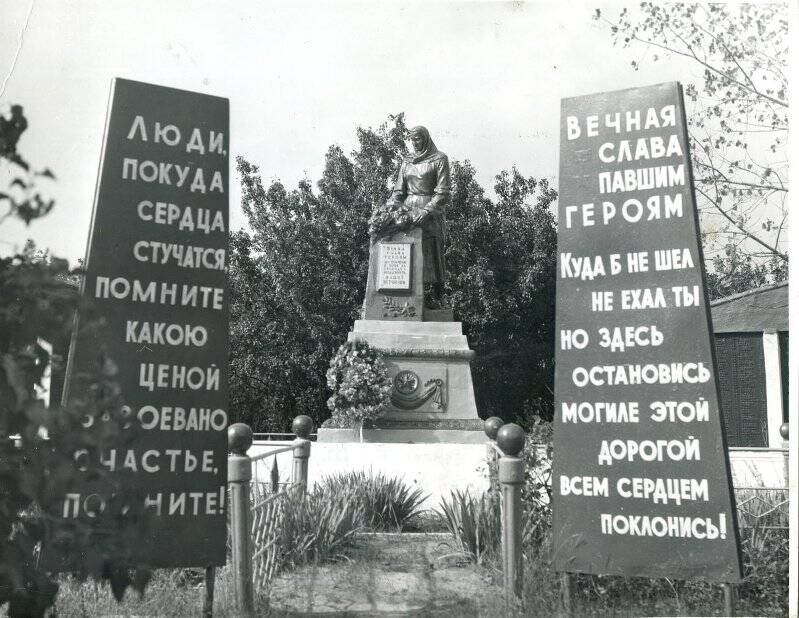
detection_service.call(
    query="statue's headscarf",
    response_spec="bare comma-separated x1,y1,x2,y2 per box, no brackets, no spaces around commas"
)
406,126,439,164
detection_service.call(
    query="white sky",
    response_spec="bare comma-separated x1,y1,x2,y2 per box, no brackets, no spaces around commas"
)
0,0,742,264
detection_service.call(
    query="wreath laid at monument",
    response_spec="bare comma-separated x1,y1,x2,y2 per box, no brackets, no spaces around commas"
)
325,339,393,440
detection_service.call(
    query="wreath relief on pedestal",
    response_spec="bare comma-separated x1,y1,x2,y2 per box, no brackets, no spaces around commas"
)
390,369,446,411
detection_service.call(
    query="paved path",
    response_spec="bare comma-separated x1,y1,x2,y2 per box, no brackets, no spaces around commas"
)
267,533,509,616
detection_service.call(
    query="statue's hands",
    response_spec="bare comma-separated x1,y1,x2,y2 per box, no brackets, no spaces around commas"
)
412,208,430,224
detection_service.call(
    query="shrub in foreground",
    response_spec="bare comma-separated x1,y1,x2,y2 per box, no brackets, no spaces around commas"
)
437,490,501,565
272,488,363,572
315,471,428,531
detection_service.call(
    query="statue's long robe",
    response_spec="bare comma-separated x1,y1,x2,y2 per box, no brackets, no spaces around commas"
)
386,151,451,284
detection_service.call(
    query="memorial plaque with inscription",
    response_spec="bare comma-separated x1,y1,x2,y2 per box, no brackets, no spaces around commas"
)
361,229,422,321
377,242,412,291
54,78,229,568
552,82,741,582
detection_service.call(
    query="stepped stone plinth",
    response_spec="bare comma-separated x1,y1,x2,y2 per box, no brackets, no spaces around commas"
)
318,320,483,443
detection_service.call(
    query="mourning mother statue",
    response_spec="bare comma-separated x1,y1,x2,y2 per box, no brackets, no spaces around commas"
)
369,125,451,307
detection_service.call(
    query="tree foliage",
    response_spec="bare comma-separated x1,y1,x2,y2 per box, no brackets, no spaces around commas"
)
705,245,786,301
0,106,150,617
446,163,557,421
597,2,788,279
229,114,557,431
0,104,56,226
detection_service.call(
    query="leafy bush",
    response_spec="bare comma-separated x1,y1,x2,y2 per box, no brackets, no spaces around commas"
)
273,489,363,571
1,106,151,617
316,471,428,531
437,490,501,565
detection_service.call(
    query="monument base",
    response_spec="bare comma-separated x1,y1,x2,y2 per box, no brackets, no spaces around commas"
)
317,418,485,444
322,319,482,443
250,440,490,508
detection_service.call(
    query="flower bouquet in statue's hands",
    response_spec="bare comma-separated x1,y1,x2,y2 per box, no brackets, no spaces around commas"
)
368,199,415,237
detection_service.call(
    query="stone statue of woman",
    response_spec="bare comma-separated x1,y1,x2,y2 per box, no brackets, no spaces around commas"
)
381,125,451,304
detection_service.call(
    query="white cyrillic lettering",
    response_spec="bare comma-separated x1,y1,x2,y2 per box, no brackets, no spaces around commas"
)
154,122,181,146
186,128,206,154
139,160,158,182
158,162,173,184
144,493,163,516
161,283,177,305
138,406,158,429
209,131,224,154
566,116,580,140
175,165,190,187
127,115,148,141
190,168,207,193
169,492,186,515
63,493,80,518
560,329,589,350
209,171,224,193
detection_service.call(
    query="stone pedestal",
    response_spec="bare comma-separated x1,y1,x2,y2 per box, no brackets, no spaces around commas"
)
318,320,483,444
362,228,424,321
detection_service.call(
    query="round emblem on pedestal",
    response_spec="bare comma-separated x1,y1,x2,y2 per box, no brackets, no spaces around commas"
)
393,370,419,395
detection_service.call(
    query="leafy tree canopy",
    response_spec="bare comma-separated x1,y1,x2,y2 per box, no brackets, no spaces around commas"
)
229,114,557,432
596,2,788,292
0,104,56,226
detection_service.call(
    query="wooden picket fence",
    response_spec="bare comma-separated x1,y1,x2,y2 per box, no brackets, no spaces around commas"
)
249,447,294,589
734,486,789,530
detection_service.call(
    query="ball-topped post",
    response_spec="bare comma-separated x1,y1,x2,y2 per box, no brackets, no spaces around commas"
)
495,421,525,601
291,415,313,493
484,416,504,441
780,422,789,486
227,422,254,614
497,423,526,457
484,417,504,493
228,423,253,456
292,415,314,439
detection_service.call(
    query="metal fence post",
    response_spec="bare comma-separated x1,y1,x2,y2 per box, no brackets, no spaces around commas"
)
560,572,573,616
723,582,736,616
228,423,254,615
780,422,789,485
484,417,503,493
291,415,313,493
497,422,526,602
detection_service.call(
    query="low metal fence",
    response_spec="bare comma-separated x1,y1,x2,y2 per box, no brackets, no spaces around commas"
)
227,415,313,616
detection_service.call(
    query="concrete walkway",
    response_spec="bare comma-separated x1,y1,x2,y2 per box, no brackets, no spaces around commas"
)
266,533,510,616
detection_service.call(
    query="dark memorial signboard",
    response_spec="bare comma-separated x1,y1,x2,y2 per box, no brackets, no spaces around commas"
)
553,82,742,581
57,78,229,567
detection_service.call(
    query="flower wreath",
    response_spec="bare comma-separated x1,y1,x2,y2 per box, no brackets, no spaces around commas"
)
368,199,415,237
325,339,392,429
